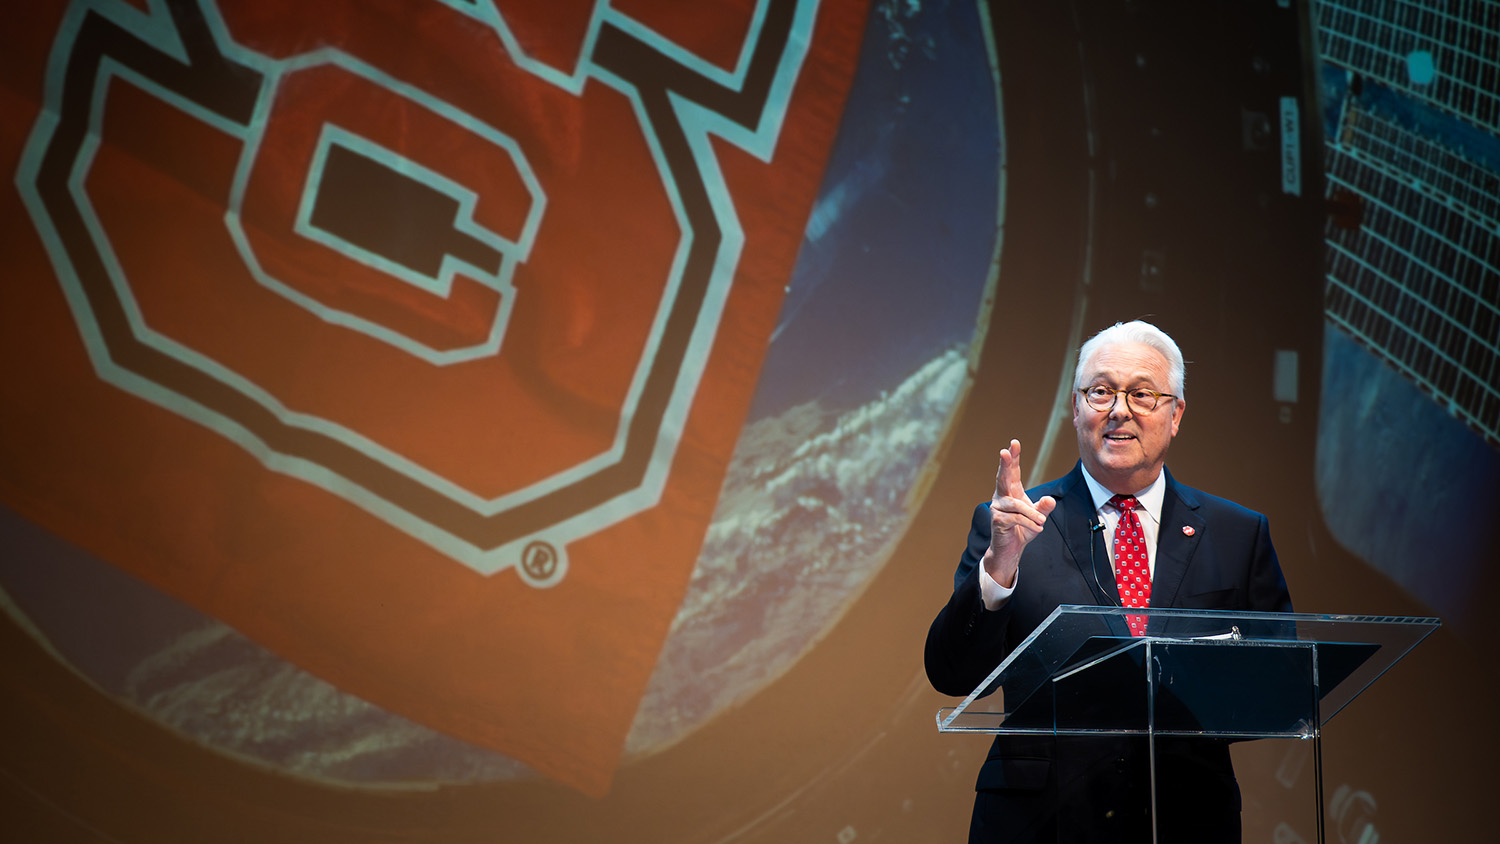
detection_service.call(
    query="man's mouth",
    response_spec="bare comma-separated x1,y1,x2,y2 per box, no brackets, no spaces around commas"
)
1104,432,1136,442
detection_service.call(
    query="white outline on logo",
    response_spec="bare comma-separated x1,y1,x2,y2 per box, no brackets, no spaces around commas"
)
16,0,822,585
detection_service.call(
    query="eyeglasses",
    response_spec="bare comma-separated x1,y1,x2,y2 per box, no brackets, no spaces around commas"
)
1077,386,1176,414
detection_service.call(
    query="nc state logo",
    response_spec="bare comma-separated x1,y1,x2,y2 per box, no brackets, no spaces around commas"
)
18,0,820,585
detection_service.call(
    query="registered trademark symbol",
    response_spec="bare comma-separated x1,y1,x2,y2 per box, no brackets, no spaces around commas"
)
521,540,559,581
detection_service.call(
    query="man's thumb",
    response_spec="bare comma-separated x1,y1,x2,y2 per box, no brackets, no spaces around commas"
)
1036,495,1058,517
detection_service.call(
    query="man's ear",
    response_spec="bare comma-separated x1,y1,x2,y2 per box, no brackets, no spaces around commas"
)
1170,395,1186,437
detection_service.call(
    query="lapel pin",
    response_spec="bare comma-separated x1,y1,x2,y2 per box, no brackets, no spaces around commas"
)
1182,525,1195,536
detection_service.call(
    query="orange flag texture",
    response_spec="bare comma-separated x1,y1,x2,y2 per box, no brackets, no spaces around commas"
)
1,0,868,795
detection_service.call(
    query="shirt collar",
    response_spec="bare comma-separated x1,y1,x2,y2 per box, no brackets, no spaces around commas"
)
1079,464,1167,524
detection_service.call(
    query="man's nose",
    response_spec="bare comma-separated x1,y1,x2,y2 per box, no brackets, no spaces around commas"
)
1108,395,1134,419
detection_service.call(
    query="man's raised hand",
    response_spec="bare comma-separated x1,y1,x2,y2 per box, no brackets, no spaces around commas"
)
985,439,1057,588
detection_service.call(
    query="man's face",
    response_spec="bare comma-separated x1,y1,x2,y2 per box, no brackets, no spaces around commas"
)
1072,341,1186,494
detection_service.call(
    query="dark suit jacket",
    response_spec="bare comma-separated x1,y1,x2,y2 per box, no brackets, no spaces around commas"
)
924,462,1292,843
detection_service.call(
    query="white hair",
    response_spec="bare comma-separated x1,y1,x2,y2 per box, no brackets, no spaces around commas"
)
1073,320,1186,398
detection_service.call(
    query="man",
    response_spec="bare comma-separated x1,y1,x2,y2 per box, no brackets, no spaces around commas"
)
924,320,1292,843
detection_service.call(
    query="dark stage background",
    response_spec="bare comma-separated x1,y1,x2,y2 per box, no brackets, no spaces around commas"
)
2,1,1496,842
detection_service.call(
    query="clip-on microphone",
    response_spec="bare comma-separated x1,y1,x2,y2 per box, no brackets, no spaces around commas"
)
1088,513,1121,610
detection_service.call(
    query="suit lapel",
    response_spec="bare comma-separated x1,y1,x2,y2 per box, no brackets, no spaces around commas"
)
1148,468,1205,618
1054,465,1117,607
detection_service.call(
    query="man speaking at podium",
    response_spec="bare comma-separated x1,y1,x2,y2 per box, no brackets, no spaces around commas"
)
924,321,1293,843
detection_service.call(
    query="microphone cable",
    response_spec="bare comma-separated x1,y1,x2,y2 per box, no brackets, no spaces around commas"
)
1088,513,1121,609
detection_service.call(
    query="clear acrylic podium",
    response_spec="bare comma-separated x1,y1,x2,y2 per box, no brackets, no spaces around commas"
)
936,606,1439,843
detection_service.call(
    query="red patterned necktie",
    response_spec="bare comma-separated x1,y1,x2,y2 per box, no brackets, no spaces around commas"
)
1110,494,1151,636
